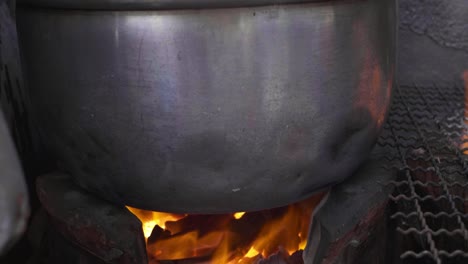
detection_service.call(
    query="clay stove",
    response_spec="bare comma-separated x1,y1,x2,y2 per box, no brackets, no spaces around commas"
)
36,173,325,264
30,146,393,264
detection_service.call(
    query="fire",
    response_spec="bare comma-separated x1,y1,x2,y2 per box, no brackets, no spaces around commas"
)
126,207,186,240
127,193,324,263
234,212,246,220
142,220,157,239
244,247,260,258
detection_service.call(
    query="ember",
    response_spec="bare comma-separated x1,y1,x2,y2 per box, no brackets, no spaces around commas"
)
127,193,324,264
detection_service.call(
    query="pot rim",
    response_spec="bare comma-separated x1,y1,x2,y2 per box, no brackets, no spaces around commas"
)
17,0,338,11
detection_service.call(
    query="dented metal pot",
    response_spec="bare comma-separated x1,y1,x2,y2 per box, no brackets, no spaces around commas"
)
16,0,397,213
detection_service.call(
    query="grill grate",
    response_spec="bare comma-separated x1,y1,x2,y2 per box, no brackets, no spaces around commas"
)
378,85,468,264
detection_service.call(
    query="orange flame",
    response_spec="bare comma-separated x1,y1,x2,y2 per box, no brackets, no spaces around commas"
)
234,212,246,220
127,193,324,263
148,230,225,260
126,207,185,240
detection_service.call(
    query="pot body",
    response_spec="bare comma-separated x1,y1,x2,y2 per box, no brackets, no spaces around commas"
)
17,0,396,213
15,0,363,10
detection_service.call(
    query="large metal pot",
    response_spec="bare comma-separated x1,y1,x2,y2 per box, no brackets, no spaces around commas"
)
17,0,397,213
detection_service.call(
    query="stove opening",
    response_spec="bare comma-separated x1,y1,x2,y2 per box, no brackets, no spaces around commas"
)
127,193,324,264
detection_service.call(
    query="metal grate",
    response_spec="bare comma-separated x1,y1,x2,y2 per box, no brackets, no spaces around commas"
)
378,85,468,264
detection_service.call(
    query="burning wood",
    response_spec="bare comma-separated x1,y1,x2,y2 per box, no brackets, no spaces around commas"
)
148,225,172,244
154,250,304,264
148,230,225,260
127,193,323,264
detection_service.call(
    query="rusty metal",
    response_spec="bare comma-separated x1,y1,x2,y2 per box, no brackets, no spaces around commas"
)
380,85,468,263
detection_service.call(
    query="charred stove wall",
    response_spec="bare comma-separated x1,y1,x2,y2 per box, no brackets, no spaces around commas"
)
398,0,468,87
